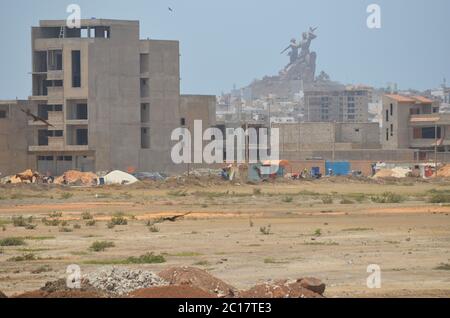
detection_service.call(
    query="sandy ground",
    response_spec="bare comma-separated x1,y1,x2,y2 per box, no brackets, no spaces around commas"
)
0,178,449,298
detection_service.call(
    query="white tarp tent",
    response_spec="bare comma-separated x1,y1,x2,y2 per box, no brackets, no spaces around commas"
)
100,170,138,185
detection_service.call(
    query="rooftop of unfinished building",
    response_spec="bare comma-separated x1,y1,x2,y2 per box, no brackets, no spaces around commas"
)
39,18,139,28
385,94,433,104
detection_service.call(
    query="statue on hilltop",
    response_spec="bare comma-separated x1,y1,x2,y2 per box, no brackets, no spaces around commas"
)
280,27,318,82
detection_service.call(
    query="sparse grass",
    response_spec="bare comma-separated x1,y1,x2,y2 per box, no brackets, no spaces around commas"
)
82,212,93,220
73,224,81,229
282,196,293,203
264,258,289,264
434,263,450,270
7,253,37,262
89,241,115,252
428,194,450,204
148,225,160,233
171,251,202,257
303,241,339,246
59,227,73,233
193,260,210,266
49,212,62,218
313,228,322,237
371,192,404,203
260,225,272,235
253,188,262,195
340,198,354,205
322,196,333,204
24,236,55,241
249,218,254,228
42,218,61,226
385,240,400,244
31,265,52,274
168,190,188,197
85,220,96,227
25,224,37,230
0,237,26,246
342,228,373,232
12,216,32,227
298,190,320,196
60,192,73,200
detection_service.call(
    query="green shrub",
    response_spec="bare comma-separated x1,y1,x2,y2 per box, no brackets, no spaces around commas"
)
89,241,115,252
110,216,128,226
148,225,160,233
314,228,322,237
253,188,262,195
59,227,73,233
260,225,272,235
428,194,450,204
85,220,96,227
0,237,26,246
126,253,166,264
371,192,404,204
82,212,93,220
73,224,81,229
60,193,73,200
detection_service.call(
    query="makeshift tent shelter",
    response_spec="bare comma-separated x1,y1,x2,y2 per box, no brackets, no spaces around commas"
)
99,170,138,185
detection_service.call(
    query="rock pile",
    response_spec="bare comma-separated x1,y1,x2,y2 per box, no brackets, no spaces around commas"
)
84,267,167,295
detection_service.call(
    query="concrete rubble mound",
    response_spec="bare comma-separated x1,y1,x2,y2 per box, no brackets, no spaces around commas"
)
436,164,450,177
1,169,40,184
158,266,238,298
373,167,412,179
84,267,168,295
9,266,326,298
54,170,98,185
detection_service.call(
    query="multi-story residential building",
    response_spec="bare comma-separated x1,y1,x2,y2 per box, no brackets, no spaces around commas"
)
381,94,450,160
304,86,370,122
0,19,216,176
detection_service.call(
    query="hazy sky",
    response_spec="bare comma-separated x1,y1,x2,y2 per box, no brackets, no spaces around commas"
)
0,0,449,99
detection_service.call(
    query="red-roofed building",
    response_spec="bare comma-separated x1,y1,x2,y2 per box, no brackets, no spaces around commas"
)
382,94,450,160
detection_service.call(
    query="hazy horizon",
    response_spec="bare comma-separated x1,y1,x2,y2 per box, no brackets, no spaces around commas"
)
0,0,449,99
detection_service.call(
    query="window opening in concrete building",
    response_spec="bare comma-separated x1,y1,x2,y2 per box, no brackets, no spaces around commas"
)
141,103,150,123
0,106,8,119
419,127,441,139
76,129,88,145
48,50,63,71
38,130,49,146
67,101,88,120
38,104,63,120
390,124,394,136
72,50,81,87
385,109,389,122
140,54,149,74
141,127,150,149
180,118,186,126
33,51,47,72
386,128,389,141
390,103,393,116
140,79,149,97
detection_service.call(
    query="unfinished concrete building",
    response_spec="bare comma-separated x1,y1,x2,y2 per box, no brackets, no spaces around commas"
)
382,94,450,161
0,19,216,176
304,86,370,123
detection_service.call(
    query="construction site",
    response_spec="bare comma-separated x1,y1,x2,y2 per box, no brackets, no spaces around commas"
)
0,13,450,299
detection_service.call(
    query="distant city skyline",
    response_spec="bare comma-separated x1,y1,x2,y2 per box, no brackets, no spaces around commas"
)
0,0,449,99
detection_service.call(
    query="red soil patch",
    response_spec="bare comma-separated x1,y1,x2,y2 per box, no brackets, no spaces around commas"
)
128,285,217,298
159,266,237,297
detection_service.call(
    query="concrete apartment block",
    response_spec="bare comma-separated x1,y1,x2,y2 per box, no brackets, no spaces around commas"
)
382,94,450,160
0,19,216,176
0,100,31,176
304,87,370,123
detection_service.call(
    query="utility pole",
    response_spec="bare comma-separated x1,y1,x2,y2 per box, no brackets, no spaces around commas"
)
435,123,438,177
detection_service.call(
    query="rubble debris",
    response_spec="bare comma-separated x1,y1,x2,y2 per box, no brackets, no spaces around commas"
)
373,167,412,179
128,285,217,298
99,170,139,186
240,279,324,298
54,170,98,186
158,266,238,298
297,277,326,295
134,172,167,181
436,164,450,177
84,267,167,295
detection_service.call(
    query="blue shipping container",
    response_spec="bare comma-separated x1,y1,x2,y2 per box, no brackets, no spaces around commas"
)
325,161,350,176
